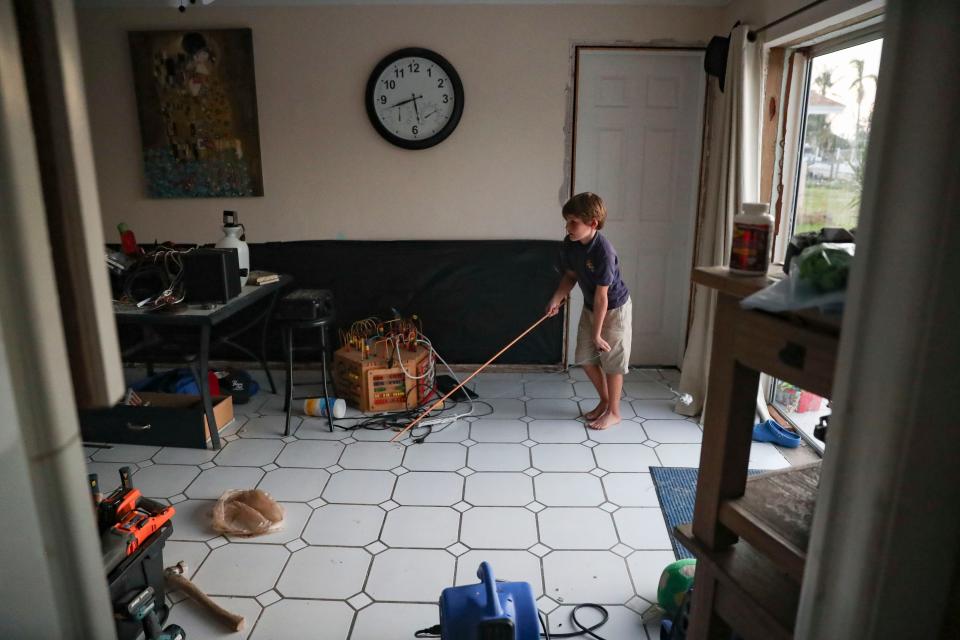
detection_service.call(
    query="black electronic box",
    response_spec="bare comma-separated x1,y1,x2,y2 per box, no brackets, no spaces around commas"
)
277,289,334,321
182,248,242,304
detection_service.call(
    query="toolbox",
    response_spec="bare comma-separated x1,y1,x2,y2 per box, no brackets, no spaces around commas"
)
333,343,432,412
108,521,173,640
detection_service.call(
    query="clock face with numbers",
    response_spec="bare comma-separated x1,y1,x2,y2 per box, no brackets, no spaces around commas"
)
365,48,464,150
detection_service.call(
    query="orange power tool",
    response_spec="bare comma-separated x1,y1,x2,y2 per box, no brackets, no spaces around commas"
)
99,467,175,574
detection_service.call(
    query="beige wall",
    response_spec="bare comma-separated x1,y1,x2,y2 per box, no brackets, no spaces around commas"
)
77,5,724,244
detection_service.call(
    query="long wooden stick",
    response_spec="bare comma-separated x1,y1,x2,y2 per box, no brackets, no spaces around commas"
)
390,310,557,442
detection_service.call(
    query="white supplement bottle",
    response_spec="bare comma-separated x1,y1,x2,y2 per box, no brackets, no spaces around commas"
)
729,202,774,275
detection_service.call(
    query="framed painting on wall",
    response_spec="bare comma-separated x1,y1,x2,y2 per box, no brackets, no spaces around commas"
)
128,28,264,197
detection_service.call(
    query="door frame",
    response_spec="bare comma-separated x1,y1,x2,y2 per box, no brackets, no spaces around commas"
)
569,45,707,367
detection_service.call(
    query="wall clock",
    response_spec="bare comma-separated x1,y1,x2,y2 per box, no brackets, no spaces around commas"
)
365,48,464,150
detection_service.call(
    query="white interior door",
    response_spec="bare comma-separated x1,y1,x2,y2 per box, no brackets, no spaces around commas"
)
572,48,704,366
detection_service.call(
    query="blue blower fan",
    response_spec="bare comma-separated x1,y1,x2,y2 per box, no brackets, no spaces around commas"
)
439,562,541,640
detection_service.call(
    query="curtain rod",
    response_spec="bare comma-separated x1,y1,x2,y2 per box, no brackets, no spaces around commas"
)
747,0,831,41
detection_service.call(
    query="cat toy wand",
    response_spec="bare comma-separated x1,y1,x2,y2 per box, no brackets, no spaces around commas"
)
390,304,561,442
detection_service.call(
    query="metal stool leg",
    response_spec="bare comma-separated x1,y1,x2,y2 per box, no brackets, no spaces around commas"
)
319,324,333,432
284,326,294,436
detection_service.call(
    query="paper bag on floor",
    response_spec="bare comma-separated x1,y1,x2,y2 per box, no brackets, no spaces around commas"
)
211,489,285,537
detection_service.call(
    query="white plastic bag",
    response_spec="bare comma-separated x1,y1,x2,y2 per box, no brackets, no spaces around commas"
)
741,243,854,313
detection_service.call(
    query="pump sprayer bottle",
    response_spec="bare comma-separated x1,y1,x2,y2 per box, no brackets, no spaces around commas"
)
216,210,249,287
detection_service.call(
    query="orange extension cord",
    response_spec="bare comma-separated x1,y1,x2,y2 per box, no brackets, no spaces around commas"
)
389,307,559,442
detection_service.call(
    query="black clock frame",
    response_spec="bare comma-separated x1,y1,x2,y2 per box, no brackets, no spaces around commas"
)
365,47,464,150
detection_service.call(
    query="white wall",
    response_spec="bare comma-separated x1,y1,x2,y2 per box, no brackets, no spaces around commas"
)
77,4,724,244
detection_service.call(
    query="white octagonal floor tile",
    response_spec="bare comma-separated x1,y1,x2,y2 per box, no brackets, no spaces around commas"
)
338,441,405,470
543,551,634,605
531,444,595,472
547,604,648,639
302,504,386,546
641,419,703,444
402,443,467,471
351,603,439,640
602,473,660,507
256,467,330,502
90,444,160,463
538,507,618,550
573,381,601,399
153,447,218,464
586,419,650,444
464,472,533,506
185,466,265,500
294,417,353,439
275,440,344,468
472,379,523,399
613,508,672,550
482,398,526,419
365,549,455,601
527,420,588,443
627,550,679,602
167,499,218,542
214,439,284,467
166,596,261,640
133,464,200,499
651,443,703,468
468,443,530,472
593,444,661,472
534,473,605,506
381,506,460,548
469,419,528,443
623,381,676,400
631,399,683,420
249,599,353,640
192,544,289,596
277,546,370,599
236,415,291,438
460,507,538,549
163,540,210,579
421,420,470,442
322,470,395,504
393,471,464,506
749,442,791,470
526,399,581,420
455,549,545,597
524,381,575,399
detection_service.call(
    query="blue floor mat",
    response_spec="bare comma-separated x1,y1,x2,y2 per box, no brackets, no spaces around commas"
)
650,466,762,560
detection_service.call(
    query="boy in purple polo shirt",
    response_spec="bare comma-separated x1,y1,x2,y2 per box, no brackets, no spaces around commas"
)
546,193,632,430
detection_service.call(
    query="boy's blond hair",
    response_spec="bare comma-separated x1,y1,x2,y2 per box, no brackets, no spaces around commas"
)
562,192,607,230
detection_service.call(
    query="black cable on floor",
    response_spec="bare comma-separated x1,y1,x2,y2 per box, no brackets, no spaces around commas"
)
540,604,610,640
416,605,609,640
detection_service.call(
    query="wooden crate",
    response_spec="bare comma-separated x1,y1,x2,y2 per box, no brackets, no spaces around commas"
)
333,344,431,412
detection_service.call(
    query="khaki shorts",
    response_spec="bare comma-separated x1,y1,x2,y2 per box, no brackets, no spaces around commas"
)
575,297,632,374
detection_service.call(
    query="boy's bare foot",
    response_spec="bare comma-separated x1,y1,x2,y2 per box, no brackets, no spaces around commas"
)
583,402,608,421
588,412,621,431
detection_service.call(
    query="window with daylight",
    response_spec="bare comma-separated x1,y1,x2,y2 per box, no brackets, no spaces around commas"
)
793,36,883,235
771,32,883,453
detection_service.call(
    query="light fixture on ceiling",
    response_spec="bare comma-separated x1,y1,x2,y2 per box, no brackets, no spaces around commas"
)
178,0,216,13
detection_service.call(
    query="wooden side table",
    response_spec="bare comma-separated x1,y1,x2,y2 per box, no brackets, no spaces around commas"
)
678,267,841,640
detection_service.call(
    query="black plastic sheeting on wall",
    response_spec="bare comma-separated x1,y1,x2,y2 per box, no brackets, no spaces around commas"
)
248,239,565,365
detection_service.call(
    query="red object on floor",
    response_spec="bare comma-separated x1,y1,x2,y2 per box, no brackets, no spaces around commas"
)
796,390,823,413
208,371,221,396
